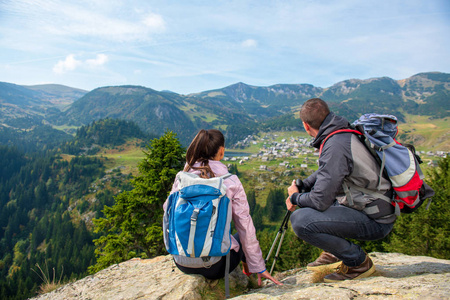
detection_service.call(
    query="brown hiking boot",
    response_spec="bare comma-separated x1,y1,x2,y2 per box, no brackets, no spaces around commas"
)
323,255,376,282
307,252,342,271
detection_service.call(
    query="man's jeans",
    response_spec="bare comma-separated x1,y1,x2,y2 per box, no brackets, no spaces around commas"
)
290,202,394,267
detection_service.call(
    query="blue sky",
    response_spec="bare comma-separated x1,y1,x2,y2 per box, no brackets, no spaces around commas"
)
0,0,449,94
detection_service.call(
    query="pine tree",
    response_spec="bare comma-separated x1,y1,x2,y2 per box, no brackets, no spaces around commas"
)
247,190,256,213
251,205,264,231
265,188,286,222
89,131,185,273
228,163,240,176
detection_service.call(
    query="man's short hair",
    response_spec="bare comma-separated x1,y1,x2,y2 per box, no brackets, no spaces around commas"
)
299,98,330,130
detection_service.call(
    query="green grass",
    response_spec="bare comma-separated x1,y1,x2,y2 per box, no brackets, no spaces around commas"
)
180,104,219,123
95,142,146,175
398,114,450,151
52,124,80,135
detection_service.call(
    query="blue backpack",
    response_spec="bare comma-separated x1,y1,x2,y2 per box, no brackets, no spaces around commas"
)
163,171,233,258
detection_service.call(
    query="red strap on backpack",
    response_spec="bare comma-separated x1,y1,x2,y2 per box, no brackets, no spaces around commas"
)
319,129,362,156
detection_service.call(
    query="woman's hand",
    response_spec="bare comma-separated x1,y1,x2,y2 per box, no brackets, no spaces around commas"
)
257,270,283,286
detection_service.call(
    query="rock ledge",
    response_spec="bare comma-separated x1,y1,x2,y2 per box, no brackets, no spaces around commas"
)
30,252,450,299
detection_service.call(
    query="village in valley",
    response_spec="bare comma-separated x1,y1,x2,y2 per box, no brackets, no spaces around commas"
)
225,133,316,169
227,133,446,166
221,132,447,197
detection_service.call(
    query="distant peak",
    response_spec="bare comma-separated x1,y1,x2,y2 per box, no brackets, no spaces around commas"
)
227,82,252,89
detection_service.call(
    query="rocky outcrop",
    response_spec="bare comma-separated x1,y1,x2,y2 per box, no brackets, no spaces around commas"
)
235,252,450,299
30,252,450,300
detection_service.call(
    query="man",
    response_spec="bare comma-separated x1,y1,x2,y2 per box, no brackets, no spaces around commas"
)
286,98,396,282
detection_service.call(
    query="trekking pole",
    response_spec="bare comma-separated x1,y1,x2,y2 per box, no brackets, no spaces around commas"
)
265,210,292,275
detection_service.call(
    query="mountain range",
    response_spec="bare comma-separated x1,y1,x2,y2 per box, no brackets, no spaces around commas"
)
0,72,449,146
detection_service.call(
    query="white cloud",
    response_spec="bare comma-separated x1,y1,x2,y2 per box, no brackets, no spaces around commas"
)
86,54,109,67
241,39,258,48
142,13,166,31
53,53,109,74
2,0,166,42
53,54,81,74
2,0,449,93
49,10,166,42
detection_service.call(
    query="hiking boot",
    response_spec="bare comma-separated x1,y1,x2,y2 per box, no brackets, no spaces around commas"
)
323,255,376,282
307,252,342,271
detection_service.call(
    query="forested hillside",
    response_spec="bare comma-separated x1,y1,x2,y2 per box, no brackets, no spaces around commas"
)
60,86,198,145
0,148,104,299
60,118,152,155
0,120,144,299
0,82,85,133
0,125,72,153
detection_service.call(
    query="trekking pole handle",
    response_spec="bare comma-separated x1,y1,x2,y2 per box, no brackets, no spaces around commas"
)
295,179,303,190
295,179,310,193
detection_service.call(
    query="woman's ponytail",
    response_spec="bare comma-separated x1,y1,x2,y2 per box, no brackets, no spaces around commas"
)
184,129,225,178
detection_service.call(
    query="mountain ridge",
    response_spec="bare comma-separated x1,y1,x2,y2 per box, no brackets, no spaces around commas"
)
0,72,448,146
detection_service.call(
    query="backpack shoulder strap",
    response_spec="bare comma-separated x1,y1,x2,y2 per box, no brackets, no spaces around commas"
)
220,173,232,180
319,129,363,156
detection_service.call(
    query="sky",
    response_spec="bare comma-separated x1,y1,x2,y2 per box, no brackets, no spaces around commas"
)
0,0,449,95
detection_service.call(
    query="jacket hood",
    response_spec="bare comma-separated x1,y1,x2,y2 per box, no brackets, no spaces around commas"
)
186,160,229,176
311,112,350,148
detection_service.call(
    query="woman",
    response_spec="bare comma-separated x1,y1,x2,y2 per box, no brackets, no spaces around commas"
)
164,129,281,286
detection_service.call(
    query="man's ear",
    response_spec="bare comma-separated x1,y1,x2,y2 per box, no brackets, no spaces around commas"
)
302,121,310,131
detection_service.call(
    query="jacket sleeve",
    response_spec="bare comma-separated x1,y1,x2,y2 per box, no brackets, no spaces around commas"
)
297,134,353,211
302,170,318,190
227,176,266,273
290,170,317,205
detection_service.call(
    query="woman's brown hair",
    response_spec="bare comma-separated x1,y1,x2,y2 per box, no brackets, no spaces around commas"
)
184,129,225,178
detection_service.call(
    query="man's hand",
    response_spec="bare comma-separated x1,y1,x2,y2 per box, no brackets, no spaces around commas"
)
286,180,299,212
286,196,296,212
288,179,299,197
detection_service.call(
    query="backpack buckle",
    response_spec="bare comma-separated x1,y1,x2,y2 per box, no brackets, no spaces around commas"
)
191,208,200,222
